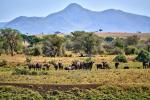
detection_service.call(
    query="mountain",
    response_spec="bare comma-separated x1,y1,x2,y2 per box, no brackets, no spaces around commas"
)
1,3,150,34
0,22,7,28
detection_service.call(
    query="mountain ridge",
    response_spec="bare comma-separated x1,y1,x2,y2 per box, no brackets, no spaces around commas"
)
1,3,150,34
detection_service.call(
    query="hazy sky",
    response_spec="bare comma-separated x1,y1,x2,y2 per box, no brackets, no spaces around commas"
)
0,0,150,22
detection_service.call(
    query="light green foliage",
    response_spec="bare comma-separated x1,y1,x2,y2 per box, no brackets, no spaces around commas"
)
0,28,23,56
12,68,49,75
42,34,66,57
71,31,102,55
114,54,127,63
125,46,139,55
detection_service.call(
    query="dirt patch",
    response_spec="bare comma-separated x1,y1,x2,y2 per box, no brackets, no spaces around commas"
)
0,83,101,93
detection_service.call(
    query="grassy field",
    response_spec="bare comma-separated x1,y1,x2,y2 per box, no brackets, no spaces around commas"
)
0,54,150,99
97,32,150,40
0,54,149,85
1,84,150,99
0,69,150,85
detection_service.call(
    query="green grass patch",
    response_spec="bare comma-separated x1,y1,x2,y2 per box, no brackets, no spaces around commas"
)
0,86,43,100
44,85,150,100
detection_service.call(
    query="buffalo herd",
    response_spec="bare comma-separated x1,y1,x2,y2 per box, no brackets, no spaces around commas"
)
27,61,150,71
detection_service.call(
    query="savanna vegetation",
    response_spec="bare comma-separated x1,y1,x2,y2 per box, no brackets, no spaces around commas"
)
0,28,150,99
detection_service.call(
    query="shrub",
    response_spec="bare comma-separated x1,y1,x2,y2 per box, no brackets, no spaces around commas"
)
125,46,138,55
39,71,49,75
24,46,41,56
110,48,123,55
105,36,114,42
0,86,43,99
85,57,93,62
113,54,127,63
0,59,7,67
12,68,29,75
136,50,150,62
12,68,49,75
30,71,38,75
32,47,41,56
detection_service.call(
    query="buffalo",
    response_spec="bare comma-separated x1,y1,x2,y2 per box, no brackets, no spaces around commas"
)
143,61,149,69
115,62,119,69
96,64,103,69
83,61,94,70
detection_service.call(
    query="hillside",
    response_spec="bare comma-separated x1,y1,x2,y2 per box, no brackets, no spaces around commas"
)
1,3,150,34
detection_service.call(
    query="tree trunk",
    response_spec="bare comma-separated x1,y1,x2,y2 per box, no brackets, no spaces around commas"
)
11,49,14,56
10,45,14,56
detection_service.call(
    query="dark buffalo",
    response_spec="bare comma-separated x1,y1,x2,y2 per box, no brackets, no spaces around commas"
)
83,61,94,70
35,63,42,70
43,63,50,70
115,62,119,69
102,62,110,69
71,61,84,70
51,63,59,70
27,63,35,70
124,66,129,69
58,62,63,70
143,61,149,69
64,66,75,70
96,64,103,69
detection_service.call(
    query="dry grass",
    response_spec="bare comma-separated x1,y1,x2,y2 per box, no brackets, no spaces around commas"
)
0,54,135,65
0,69,150,85
0,54,149,85
96,32,150,40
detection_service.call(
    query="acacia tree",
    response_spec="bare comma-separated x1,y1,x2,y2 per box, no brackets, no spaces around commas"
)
0,28,22,56
42,34,66,57
71,31,101,56
71,31,84,53
125,35,140,46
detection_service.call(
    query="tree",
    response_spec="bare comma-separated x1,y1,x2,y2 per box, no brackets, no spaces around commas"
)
136,50,150,62
113,54,127,63
125,46,138,55
114,38,125,49
71,31,85,53
125,35,140,46
105,36,114,42
99,28,103,32
71,31,101,56
0,28,22,56
42,34,66,57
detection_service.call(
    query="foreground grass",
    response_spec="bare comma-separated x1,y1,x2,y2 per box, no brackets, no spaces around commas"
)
0,69,150,85
1,85,150,100
44,85,150,100
0,86,42,100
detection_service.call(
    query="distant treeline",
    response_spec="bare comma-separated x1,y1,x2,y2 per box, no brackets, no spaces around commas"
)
0,28,150,62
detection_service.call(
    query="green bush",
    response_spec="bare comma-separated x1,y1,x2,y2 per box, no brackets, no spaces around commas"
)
44,85,150,100
12,68,49,75
113,54,127,63
125,46,138,55
0,86,43,99
105,36,114,42
136,50,150,62
110,47,123,55
30,71,38,75
85,57,93,62
12,68,29,75
39,71,49,75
